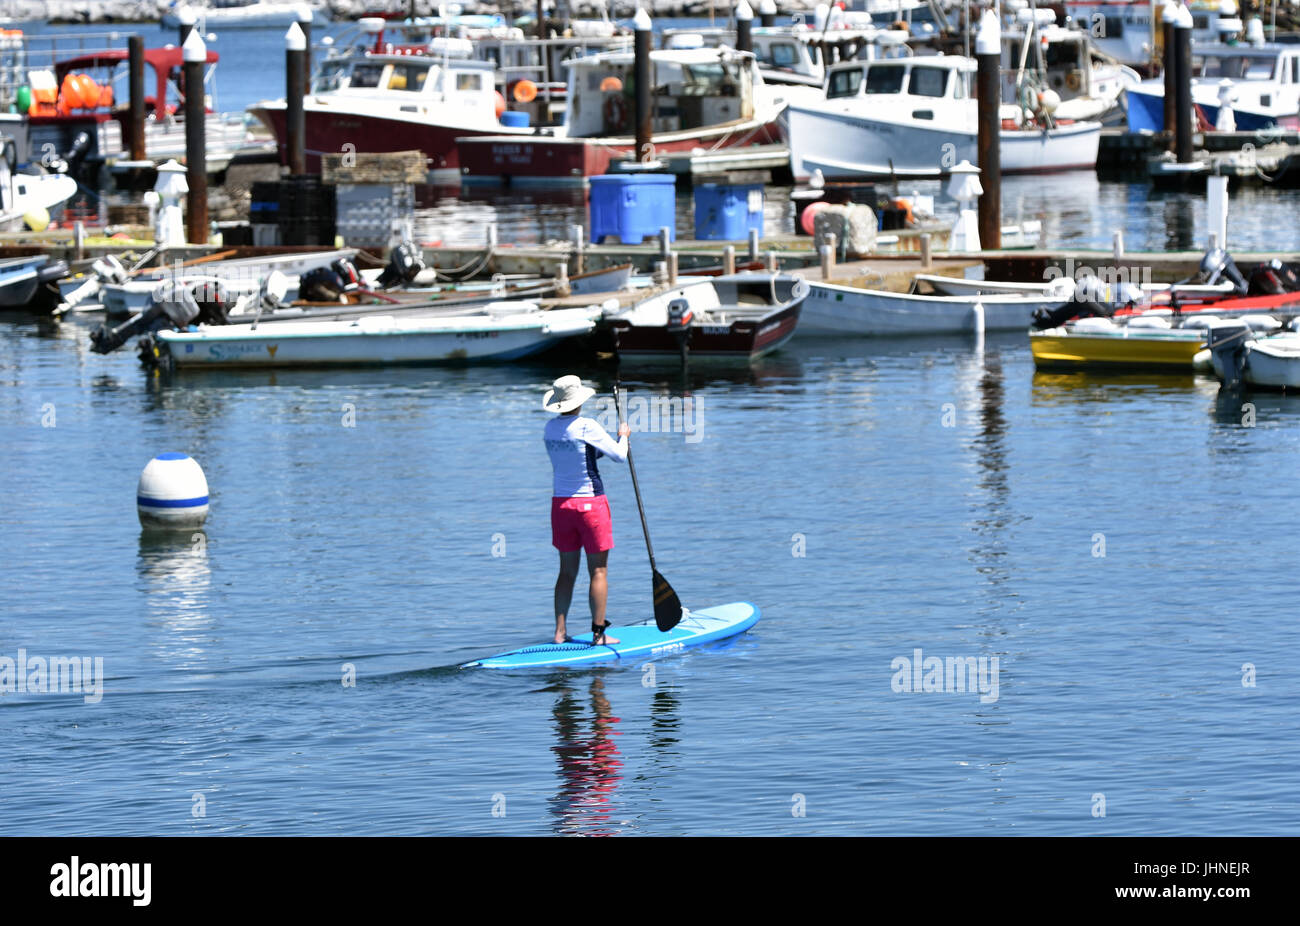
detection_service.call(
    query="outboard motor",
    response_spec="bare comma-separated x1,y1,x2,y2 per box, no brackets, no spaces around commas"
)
1032,275,1140,329
666,297,694,365
89,279,202,355
1246,258,1300,296
376,241,424,290
1199,247,1249,295
1206,321,1253,389
299,257,361,302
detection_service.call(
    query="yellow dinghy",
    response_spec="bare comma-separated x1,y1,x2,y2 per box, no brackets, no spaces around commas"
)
1030,317,1212,370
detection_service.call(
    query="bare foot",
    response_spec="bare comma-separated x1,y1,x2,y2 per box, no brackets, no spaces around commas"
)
592,630,620,645
554,634,570,644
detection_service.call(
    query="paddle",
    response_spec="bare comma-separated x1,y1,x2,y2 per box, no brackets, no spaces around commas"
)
613,380,683,633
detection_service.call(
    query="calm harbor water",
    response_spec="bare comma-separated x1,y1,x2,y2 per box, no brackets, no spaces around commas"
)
2,20,1299,837
3,322,1298,835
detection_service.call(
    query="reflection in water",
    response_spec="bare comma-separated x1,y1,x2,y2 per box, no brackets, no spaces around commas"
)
1030,369,1201,403
137,530,214,672
960,346,1019,613
1162,196,1198,253
548,673,623,836
648,687,681,764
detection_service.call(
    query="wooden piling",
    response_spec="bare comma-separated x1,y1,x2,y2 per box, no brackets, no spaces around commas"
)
128,35,146,162
736,1,754,54
634,10,653,163
285,23,307,176
182,30,208,245
975,11,1001,251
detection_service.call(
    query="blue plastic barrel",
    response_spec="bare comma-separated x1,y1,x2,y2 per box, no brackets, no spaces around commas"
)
588,174,675,245
693,183,764,241
499,110,529,128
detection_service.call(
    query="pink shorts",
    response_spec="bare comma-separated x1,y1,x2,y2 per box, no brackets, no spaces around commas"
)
551,495,613,554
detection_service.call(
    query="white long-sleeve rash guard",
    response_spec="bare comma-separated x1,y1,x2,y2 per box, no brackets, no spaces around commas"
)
544,414,629,498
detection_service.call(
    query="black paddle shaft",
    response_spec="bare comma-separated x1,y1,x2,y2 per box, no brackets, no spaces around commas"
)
613,380,682,631
614,381,657,568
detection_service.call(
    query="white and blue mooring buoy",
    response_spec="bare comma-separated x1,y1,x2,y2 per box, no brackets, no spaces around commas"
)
137,453,209,529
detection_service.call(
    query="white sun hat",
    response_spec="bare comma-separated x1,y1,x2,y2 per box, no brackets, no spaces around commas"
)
543,374,597,414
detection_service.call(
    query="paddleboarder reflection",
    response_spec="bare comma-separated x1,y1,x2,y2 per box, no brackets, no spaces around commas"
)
549,673,623,836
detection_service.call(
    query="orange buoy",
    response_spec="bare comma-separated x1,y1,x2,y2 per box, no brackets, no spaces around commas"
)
98,84,114,108
599,76,623,92
512,79,537,103
493,90,506,118
799,200,829,236
77,75,100,109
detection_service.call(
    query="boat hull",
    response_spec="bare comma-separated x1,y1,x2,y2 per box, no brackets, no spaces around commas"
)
801,283,1070,336
1211,335,1300,389
1030,328,1210,369
456,119,784,183
251,103,530,179
156,309,597,368
784,105,1101,180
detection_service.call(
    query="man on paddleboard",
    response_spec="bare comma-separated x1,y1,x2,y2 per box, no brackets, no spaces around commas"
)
543,375,629,646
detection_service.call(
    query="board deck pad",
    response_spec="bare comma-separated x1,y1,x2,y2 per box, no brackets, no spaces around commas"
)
462,602,760,669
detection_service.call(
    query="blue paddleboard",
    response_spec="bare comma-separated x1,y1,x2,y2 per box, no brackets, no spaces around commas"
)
462,601,760,669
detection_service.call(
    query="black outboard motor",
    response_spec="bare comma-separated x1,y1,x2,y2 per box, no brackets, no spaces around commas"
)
376,241,424,290
1031,275,1139,330
1246,258,1300,296
299,258,361,302
666,297,694,365
1199,247,1249,295
1206,321,1252,389
89,280,201,355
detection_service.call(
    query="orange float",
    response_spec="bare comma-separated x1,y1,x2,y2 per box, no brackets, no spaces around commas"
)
599,76,623,92
512,79,537,103
493,90,506,118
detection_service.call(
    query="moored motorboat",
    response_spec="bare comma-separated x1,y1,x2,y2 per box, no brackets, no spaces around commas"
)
1202,320,1300,390
602,272,807,363
783,54,1102,181
801,277,1076,337
0,255,70,311
147,302,602,369
1030,316,1221,370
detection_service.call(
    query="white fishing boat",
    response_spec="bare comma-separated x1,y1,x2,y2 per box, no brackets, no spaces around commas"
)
783,55,1102,181
800,277,1078,337
1063,0,1244,71
1001,16,1141,124
0,139,76,232
151,303,601,368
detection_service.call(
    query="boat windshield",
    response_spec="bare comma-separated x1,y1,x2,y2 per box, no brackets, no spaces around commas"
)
909,65,949,98
349,62,385,89
826,67,864,98
864,64,906,94
1197,55,1277,80
388,63,431,92
314,59,350,93
756,42,801,69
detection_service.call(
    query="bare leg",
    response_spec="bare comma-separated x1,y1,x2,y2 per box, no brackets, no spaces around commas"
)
554,551,580,643
587,550,619,645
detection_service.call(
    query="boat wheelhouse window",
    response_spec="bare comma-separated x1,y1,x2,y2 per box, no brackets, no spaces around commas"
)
1197,55,1276,80
349,62,384,89
314,60,349,93
456,72,483,91
909,66,948,98
388,64,430,91
864,65,906,94
1104,16,1125,37
681,62,738,96
826,67,863,98
765,43,799,68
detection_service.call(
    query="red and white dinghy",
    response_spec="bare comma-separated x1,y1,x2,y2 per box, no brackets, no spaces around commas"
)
456,45,798,183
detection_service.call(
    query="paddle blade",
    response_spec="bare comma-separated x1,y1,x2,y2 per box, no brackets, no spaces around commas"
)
652,570,683,632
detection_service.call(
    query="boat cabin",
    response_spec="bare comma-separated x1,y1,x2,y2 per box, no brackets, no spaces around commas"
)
311,47,500,112
824,55,972,105
564,47,759,138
